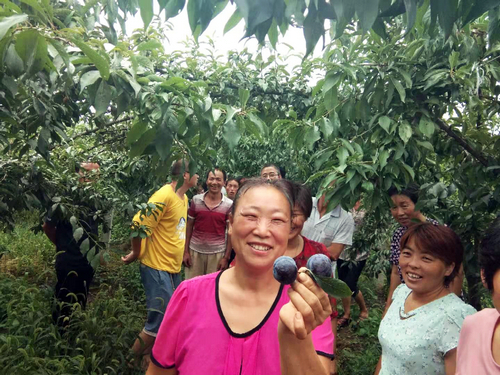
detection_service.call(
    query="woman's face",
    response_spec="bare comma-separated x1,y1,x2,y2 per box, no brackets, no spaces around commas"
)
390,194,419,227
486,269,500,314
399,238,454,295
289,204,306,241
229,186,291,272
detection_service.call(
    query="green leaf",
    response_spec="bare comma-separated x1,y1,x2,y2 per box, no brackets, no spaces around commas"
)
0,14,28,40
80,238,90,254
247,113,267,136
489,7,500,46
305,126,321,150
79,70,101,93
94,80,112,116
5,44,24,77
303,6,323,57
267,18,278,48
127,119,148,145
431,0,456,39
378,116,391,133
463,0,500,26
239,88,250,109
398,121,412,143
418,117,435,137
337,147,349,165
355,0,380,31
389,76,406,103
403,0,417,33
417,140,434,151
222,119,241,149
313,272,352,298
137,39,163,51
71,37,110,80
73,227,84,242
130,128,157,158
319,117,333,138
15,29,48,76
401,162,415,179
362,181,374,192
165,0,185,19
139,0,154,29
379,149,390,169
224,8,243,34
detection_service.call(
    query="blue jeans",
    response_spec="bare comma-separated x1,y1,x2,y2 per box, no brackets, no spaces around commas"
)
140,264,181,337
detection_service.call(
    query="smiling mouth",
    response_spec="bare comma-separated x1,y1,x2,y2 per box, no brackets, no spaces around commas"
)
249,244,271,252
407,272,422,280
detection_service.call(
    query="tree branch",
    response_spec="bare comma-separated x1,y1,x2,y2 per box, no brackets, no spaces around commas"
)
434,118,489,167
71,116,133,141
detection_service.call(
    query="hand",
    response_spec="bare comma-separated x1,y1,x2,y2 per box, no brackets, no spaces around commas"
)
183,251,192,268
217,258,229,271
121,251,138,265
279,268,332,340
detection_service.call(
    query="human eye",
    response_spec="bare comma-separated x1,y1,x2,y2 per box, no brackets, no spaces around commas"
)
422,256,433,262
401,250,411,257
242,214,258,220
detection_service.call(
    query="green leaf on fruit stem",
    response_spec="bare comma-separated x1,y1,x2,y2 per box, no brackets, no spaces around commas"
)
308,271,352,298
355,0,380,32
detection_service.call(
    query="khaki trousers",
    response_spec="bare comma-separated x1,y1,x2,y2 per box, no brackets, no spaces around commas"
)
184,249,225,279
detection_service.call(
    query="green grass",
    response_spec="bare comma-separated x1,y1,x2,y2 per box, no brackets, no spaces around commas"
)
0,212,147,374
336,274,384,375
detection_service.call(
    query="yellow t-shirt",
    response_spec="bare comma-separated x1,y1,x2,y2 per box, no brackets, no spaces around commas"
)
132,184,188,273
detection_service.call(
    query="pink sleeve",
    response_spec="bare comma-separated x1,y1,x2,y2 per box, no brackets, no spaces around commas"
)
151,282,189,369
311,315,334,358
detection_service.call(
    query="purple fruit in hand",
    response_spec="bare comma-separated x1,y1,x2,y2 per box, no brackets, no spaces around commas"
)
273,256,298,285
307,254,333,277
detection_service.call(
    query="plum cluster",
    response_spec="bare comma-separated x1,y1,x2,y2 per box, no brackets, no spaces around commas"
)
273,254,332,285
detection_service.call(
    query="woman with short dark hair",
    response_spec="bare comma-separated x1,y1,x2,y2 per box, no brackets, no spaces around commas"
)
375,223,476,375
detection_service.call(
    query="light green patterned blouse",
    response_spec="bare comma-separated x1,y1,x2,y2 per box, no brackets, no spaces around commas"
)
378,284,476,375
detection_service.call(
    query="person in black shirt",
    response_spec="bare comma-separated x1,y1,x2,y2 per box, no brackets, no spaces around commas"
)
43,162,101,327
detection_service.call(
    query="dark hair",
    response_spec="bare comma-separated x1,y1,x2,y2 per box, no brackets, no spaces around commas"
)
206,167,227,182
171,159,189,177
480,217,500,291
226,177,240,186
400,223,463,286
279,166,286,179
388,183,420,204
260,163,281,177
291,182,313,219
231,178,293,217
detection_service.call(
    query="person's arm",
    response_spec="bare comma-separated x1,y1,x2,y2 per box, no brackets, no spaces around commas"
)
374,356,382,374
42,221,57,245
182,217,194,267
121,237,141,264
382,265,401,318
326,243,345,260
279,270,332,375
217,232,231,271
444,348,457,375
146,362,178,375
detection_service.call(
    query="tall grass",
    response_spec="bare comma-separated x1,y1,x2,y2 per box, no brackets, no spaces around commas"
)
0,212,147,374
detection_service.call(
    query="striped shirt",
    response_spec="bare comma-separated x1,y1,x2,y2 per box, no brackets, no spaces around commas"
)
188,193,232,254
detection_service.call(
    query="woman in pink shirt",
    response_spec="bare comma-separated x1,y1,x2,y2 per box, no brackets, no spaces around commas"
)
146,179,334,375
456,217,500,374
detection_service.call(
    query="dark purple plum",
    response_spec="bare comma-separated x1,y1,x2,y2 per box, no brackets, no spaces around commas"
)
306,254,333,277
273,256,298,285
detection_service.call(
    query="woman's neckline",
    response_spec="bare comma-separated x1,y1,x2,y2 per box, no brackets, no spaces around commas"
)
400,286,452,318
215,269,284,338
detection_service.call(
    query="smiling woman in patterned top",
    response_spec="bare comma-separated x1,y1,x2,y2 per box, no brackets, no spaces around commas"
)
375,223,475,375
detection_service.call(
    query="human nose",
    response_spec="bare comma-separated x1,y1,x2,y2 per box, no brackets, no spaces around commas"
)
252,218,270,237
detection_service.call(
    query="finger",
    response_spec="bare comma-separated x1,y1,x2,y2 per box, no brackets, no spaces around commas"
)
287,288,320,331
293,311,308,340
292,272,331,314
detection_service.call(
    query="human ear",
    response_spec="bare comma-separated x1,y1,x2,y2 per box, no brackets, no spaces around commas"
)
444,262,455,277
481,269,488,289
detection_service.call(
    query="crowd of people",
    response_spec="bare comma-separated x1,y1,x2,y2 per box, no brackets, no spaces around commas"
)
43,160,500,375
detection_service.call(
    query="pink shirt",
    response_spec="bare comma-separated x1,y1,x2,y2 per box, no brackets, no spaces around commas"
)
456,308,500,374
151,272,334,374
